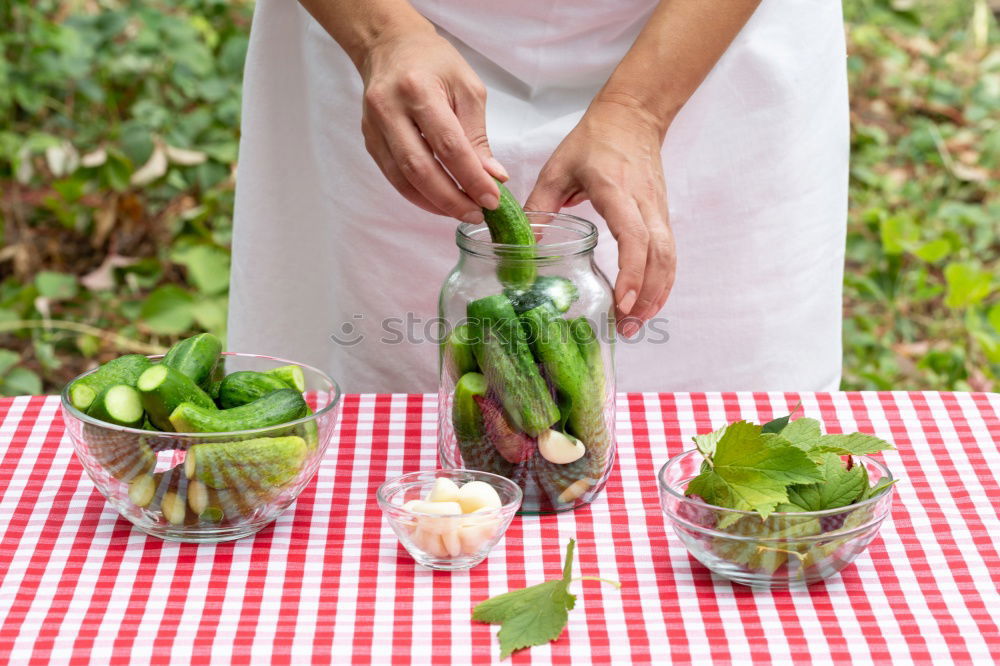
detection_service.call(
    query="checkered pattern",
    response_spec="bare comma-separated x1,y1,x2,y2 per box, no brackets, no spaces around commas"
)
0,392,997,664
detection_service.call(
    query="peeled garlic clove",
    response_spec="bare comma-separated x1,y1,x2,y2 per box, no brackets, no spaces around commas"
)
426,477,461,503
414,501,462,536
412,501,462,516
459,512,500,554
457,481,502,514
538,429,586,465
557,478,593,504
442,528,463,557
413,527,449,558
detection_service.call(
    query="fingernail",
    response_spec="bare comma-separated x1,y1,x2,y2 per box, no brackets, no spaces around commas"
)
487,157,510,181
622,321,641,338
619,290,637,315
479,193,499,210
462,211,485,224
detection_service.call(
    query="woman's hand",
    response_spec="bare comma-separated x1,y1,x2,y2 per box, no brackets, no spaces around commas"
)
525,99,676,337
357,27,507,222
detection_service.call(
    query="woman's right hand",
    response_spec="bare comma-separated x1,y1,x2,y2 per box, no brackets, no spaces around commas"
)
356,26,507,222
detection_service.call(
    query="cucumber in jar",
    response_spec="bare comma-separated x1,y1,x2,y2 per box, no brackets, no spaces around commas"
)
466,294,559,437
482,180,536,288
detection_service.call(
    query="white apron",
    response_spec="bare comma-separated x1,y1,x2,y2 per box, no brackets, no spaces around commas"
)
228,0,849,393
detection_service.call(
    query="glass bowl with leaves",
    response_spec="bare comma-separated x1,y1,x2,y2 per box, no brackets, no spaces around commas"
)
657,415,896,588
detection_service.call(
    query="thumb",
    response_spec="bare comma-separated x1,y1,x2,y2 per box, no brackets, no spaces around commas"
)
525,167,571,214
455,85,509,183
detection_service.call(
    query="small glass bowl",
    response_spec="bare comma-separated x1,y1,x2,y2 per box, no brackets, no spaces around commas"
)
378,469,522,570
658,449,894,587
61,352,341,543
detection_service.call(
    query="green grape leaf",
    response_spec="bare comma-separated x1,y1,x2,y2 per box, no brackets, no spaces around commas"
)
472,540,616,660
686,421,823,518
812,432,894,456
785,454,870,512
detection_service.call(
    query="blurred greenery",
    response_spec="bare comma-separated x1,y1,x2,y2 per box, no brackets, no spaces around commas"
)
0,0,997,395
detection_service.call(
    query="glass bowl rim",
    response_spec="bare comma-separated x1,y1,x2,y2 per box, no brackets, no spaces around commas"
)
60,351,341,438
376,468,524,518
658,448,895,519
456,211,598,258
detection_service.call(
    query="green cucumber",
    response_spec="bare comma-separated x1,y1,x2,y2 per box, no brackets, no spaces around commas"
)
442,324,479,381
162,333,222,388
217,371,288,409
522,306,610,457
68,355,152,411
506,276,579,314
137,364,217,431
452,372,487,442
451,375,514,477
566,316,613,476
482,180,536,288
169,388,307,433
263,364,306,392
187,436,308,489
261,365,318,448
569,317,607,384
86,384,145,428
466,294,559,436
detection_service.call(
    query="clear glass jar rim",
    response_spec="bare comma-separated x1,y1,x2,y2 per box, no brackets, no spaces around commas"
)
455,211,598,258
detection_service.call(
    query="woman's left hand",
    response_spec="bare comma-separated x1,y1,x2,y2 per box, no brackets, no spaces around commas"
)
525,99,676,338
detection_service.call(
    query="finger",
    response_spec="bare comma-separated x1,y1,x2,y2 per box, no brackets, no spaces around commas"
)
381,114,484,223
412,97,500,210
589,187,648,327
524,168,573,214
363,120,448,216
453,82,509,183
628,203,676,326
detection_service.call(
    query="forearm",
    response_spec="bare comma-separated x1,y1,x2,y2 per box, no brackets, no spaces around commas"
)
594,0,761,138
297,0,434,71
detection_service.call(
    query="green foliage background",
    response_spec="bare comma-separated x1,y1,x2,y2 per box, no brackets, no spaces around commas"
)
0,0,997,395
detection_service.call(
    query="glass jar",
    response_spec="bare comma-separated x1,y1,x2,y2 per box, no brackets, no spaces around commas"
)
438,212,616,513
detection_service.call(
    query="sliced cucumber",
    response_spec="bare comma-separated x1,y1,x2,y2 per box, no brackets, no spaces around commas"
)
69,355,152,411
263,364,306,392
86,384,145,428
137,364,217,431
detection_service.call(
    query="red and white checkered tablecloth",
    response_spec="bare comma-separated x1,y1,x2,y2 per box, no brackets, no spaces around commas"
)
0,392,998,665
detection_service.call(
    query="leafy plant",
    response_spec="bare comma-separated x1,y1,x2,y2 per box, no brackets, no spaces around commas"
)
0,0,251,392
842,0,999,390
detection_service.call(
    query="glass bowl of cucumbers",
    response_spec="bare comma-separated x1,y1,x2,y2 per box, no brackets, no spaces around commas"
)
61,337,341,543
378,469,522,570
